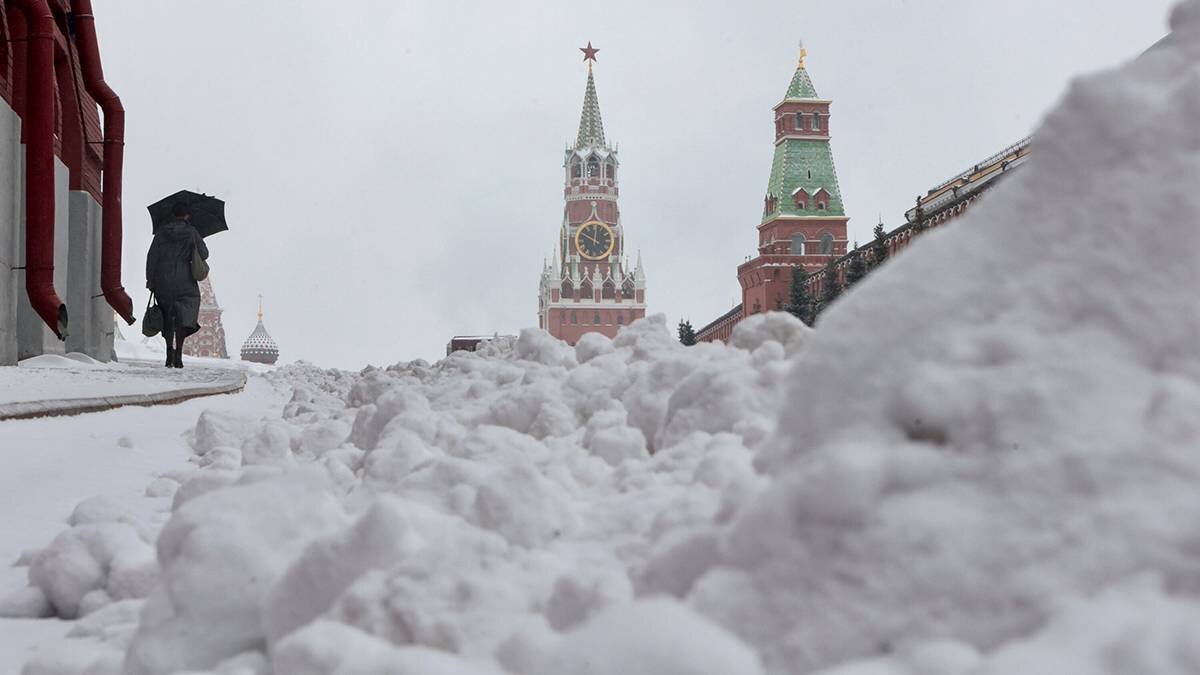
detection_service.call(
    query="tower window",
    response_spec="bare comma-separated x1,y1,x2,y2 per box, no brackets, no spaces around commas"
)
790,233,806,255
607,162,616,181
587,155,601,178
560,280,573,299
617,314,624,325
593,312,601,325
793,189,808,210
580,280,594,299
571,311,578,325
571,160,582,179
820,233,833,254
817,202,827,211
794,113,804,130
812,113,822,131
622,279,635,299
602,280,615,299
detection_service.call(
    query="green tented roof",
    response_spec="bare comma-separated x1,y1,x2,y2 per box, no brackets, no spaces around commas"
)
576,67,607,149
784,66,820,100
765,137,845,218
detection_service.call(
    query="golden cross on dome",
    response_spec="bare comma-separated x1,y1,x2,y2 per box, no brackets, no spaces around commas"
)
798,39,807,68
580,41,599,68
257,294,263,321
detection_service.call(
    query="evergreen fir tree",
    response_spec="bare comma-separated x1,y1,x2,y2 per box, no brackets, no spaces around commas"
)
816,256,842,318
871,222,889,268
785,266,815,326
677,320,697,346
844,250,867,288
910,197,928,235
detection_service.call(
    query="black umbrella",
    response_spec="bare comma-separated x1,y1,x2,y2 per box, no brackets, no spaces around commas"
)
148,190,228,238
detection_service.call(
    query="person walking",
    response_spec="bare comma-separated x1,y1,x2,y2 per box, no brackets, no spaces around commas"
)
146,202,208,368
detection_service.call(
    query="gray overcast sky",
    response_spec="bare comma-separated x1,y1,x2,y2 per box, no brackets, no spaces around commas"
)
98,1,1173,369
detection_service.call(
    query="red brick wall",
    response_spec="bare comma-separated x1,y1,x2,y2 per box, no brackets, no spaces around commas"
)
547,306,646,345
774,101,831,141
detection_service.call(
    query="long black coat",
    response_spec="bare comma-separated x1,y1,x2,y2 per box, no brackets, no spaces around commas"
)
146,219,209,336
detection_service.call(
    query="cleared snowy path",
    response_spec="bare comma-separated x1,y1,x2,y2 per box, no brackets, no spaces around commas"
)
0,358,248,421
0,374,288,672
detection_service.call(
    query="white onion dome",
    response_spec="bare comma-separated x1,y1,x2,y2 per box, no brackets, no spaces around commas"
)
240,298,279,364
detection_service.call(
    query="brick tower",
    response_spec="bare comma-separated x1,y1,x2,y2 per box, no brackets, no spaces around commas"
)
538,43,646,345
737,43,849,316
185,277,229,358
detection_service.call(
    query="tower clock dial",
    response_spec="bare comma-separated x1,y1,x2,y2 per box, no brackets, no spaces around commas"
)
575,220,615,260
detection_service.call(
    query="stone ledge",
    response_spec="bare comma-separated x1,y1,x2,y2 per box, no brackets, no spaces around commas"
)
0,373,248,422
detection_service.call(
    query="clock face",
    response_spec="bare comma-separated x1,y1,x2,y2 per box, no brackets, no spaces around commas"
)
575,220,615,260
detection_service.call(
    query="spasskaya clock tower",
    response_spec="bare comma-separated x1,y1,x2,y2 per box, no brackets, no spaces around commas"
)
538,43,646,345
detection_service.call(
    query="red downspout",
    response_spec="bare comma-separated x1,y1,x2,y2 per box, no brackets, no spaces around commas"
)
70,0,133,324
14,0,66,339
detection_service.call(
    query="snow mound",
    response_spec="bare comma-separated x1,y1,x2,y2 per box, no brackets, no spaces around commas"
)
18,312,800,673
1,497,156,621
18,353,108,370
537,597,763,675
681,7,1200,672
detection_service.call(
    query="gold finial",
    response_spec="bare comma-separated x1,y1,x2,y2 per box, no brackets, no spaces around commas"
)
257,294,263,322
798,39,807,69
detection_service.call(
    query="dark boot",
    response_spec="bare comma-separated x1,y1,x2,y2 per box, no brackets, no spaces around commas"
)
174,339,185,368
165,346,175,368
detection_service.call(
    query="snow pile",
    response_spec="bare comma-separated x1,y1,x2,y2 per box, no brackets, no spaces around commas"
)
12,4,1200,673
672,5,1200,673
18,353,109,370
11,313,804,674
1,497,156,621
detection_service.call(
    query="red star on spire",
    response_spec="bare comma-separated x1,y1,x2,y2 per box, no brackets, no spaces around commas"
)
580,41,599,63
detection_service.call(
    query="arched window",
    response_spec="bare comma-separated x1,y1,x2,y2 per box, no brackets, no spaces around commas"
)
817,202,827,210
580,280,594,300
593,312,601,325
794,113,804,130
812,113,822,131
602,280,615,299
622,279,635,299
790,233,806,255
571,311,578,325
617,314,624,326
587,155,601,178
571,159,582,179
606,161,616,181
560,280,573,299
820,233,833,255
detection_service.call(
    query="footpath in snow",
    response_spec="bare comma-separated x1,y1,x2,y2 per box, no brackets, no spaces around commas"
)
5,2,1200,674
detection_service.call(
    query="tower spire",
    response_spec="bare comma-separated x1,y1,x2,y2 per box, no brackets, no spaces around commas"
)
784,39,819,100
257,294,263,322
575,42,607,149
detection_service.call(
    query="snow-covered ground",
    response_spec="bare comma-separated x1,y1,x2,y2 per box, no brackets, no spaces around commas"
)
0,376,291,673
4,3,1200,674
